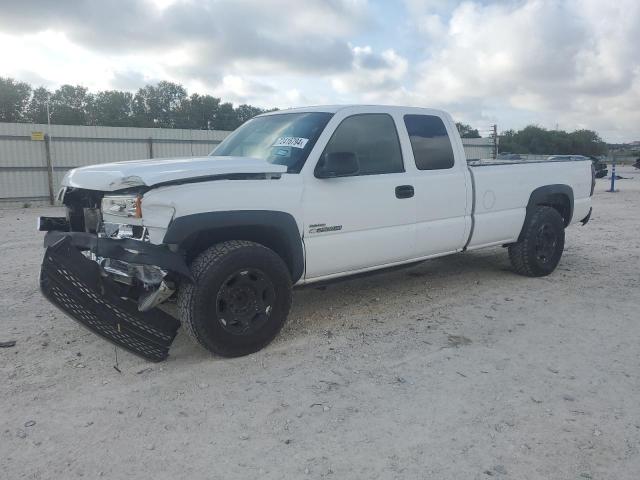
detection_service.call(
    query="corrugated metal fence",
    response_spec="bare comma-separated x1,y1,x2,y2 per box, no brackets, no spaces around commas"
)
461,137,495,161
0,123,230,205
0,122,496,205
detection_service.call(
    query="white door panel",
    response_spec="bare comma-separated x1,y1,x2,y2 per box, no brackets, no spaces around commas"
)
399,114,471,256
304,224,415,278
413,170,469,255
414,212,468,254
303,173,416,278
302,111,417,279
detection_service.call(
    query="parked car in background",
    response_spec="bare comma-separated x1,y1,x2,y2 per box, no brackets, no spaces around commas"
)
548,155,608,179
497,152,522,160
588,156,608,178
547,155,589,162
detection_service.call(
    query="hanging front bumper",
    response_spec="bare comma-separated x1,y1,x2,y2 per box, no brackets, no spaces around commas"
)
40,235,181,362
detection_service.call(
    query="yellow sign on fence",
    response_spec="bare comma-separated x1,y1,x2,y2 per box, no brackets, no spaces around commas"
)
31,131,45,141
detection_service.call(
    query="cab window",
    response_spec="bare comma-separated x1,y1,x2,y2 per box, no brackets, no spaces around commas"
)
404,115,455,170
321,114,404,176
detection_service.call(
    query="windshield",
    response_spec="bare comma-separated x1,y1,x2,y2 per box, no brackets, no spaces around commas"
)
211,112,333,173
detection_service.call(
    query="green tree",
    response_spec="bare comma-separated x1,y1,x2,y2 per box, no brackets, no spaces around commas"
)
49,85,93,125
456,122,481,138
90,90,134,126
25,87,51,124
132,81,188,128
517,125,551,153
175,93,221,130
498,129,519,153
569,129,606,156
215,102,239,130
235,104,264,125
548,129,572,154
0,77,31,122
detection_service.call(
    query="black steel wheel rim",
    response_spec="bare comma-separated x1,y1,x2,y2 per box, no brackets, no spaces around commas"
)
215,268,276,335
535,223,557,264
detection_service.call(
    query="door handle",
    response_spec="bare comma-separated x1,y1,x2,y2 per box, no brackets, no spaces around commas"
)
395,185,414,199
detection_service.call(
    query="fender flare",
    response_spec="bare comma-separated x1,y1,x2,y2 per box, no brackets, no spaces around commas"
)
518,184,574,242
163,210,304,282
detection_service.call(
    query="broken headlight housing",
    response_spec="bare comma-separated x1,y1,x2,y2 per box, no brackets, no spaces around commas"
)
101,195,142,225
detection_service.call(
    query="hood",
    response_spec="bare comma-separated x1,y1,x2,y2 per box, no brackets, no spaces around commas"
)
61,156,287,192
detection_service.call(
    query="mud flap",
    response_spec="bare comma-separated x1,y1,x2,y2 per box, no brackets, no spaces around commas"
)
40,236,180,362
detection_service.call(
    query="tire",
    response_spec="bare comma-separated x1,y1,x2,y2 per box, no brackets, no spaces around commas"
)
177,240,292,357
508,206,565,277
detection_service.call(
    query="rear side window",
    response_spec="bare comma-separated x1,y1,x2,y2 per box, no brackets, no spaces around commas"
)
404,115,455,170
322,114,404,176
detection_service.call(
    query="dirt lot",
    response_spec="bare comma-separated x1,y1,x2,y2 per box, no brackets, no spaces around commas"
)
1,167,639,479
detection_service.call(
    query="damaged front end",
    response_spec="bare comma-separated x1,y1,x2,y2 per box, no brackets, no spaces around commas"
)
38,187,188,361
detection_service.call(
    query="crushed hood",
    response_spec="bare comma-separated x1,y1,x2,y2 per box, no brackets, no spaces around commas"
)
61,156,287,191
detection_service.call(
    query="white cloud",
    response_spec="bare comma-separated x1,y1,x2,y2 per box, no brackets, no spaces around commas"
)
331,46,408,99
0,30,186,91
405,0,640,141
212,75,276,103
0,0,638,141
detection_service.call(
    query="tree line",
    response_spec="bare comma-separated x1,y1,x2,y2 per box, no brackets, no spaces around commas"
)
0,77,272,131
499,125,606,156
455,121,606,156
0,76,608,155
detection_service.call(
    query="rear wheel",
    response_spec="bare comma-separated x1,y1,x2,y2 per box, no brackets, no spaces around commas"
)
178,241,292,357
508,206,565,277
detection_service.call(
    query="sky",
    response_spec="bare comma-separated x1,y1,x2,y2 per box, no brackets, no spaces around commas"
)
0,0,638,142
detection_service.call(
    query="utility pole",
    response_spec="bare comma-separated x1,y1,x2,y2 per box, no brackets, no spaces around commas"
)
491,124,498,159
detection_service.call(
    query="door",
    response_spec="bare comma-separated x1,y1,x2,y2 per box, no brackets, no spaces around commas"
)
302,113,416,279
403,114,469,256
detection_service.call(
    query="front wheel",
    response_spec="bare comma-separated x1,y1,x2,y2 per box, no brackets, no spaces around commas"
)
178,241,292,357
508,206,565,277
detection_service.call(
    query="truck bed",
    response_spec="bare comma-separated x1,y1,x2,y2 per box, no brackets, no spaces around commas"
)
466,159,592,250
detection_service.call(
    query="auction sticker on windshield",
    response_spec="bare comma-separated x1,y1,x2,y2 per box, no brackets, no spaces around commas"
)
272,136,309,149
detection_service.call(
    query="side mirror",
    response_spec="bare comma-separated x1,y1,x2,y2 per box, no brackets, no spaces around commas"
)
315,152,359,178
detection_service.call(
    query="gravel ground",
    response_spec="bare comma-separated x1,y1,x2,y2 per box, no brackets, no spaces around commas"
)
1,167,639,480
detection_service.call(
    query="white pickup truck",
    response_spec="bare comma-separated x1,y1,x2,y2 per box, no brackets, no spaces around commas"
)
38,105,594,361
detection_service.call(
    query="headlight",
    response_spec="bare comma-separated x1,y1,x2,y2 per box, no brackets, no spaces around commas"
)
101,195,142,223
